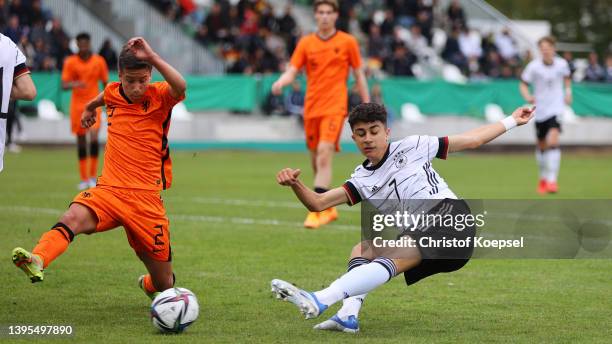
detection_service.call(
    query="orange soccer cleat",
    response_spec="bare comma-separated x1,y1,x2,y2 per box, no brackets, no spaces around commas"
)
537,179,548,195
318,207,338,226
304,212,320,229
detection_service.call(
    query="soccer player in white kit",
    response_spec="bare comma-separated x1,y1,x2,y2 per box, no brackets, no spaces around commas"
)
0,33,36,171
520,36,572,194
271,103,535,333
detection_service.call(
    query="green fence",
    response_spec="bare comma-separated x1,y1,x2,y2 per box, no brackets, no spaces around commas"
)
20,73,612,118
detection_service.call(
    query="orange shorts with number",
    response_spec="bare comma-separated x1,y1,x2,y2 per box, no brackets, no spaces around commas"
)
71,103,101,136
304,115,346,152
71,186,171,261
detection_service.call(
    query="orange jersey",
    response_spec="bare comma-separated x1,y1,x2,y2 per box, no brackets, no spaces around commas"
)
61,54,109,109
290,31,362,119
97,82,185,191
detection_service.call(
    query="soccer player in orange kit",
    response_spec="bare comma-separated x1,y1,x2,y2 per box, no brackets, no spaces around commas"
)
61,32,109,190
272,0,370,229
12,37,186,300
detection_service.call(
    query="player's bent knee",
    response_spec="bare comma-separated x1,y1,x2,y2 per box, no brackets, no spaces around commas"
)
352,241,376,260
60,204,98,235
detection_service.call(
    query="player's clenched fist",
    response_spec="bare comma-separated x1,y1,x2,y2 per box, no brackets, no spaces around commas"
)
81,108,97,128
126,37,157,62
276,168,301,186
511,106,536,126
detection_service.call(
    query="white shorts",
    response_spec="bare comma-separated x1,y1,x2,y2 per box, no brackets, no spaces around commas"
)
0,118,6,172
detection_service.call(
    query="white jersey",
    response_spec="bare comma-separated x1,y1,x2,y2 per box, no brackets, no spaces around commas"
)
521,56,570,122
0,33,29,172
343,135,457,215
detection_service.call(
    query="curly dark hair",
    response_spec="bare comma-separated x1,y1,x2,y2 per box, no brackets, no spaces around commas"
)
348,103,387,129
118,44,152,71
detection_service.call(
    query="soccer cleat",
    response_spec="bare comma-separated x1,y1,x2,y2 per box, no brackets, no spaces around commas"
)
314,314,359,333
318,207,338,226
537,179,548,195
270,279,328,319
12,247,44,283
547,182,558,193
138,275,160,300
88,178,97,188
78,180,89,190
303,212,320,229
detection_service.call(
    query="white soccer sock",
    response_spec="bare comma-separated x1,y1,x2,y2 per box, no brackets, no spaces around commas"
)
314,257,396,307
335,257,370,319
536,148,547,179
337,294,366,320
546,147,561,182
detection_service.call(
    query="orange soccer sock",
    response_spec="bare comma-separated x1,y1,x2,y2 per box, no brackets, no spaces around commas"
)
32,223,74,268
88,156,98,180
142,274,159,294
78,158,88,181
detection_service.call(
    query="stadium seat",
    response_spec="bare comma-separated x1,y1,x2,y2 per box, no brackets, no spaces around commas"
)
485,103,506,123
37,99,63,120
401,103,426,123
171,102,194,121
562,105,580,123
442,64,468,84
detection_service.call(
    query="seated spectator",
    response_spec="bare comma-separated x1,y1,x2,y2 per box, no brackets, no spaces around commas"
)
415,1,433,44
403,24,428,58
458,27,482,73
4,15,22,43
367,24,387,60
202,3,229,43
585,52,605,82
99,39,118,70
380,9,396,37
285,81,304,118
482,50,503,78
562,51,576,76
605,54,612,83
442,26,467,72
384,43,417,76
446,0,466,29
495,28,519,61
18,34,36,62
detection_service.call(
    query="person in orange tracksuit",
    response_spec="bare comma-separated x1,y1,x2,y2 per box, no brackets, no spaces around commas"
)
272,0,370,229
12,37,186,301
61,32,109,190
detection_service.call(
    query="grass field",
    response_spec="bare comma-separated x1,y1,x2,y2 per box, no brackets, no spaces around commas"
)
1,148,611,343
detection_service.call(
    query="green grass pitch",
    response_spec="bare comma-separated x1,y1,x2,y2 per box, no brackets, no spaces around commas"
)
1,148,611,343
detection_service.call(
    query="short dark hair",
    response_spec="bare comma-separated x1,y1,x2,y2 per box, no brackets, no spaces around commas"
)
348,103,387,129
75,32,91,41
313,0,338,12
538,36,556,47
118,44,152,71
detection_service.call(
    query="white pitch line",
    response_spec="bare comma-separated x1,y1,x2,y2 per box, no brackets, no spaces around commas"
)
0,206,359,231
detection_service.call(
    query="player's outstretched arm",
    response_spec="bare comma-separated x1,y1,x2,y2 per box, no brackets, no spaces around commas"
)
126,37,186,99
271,65,298,95
10,73,37,101
81,91,105,128
448,106,535,153
276,168,349,212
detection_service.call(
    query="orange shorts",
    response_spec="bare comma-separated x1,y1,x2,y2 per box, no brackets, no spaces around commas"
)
71,186,171,261
71,104,101,136
304,115,346,152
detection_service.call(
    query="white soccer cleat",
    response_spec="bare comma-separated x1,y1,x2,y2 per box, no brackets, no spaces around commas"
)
314,314,360,333
88,178,97,188
270,279,328,319
78,181,89,190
